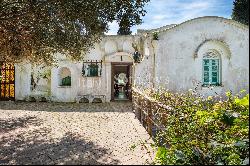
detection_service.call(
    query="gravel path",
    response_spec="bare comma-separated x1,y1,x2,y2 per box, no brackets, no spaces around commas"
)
0,101,155,165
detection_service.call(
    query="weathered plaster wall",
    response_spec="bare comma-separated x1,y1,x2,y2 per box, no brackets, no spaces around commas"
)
154,17,249,96
134,37,154,90
50,61,79,102
15,63,31,100
14,16,249,102
15,35,137,102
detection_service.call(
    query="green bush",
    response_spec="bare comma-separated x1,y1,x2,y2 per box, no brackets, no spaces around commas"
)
146,90,249,165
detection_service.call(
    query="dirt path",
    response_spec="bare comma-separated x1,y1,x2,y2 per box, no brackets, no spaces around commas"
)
0,101,155,165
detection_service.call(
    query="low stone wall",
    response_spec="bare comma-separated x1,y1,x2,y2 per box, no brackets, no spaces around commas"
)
132,87,171,138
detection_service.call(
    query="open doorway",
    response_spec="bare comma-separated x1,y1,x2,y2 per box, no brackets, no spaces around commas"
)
111,63,132,101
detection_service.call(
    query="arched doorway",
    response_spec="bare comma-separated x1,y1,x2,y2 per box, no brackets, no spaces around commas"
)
104,52,134,101
0,62,15,101
111,62,133,101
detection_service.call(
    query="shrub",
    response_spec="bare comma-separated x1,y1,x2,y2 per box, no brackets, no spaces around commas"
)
146,90,249,165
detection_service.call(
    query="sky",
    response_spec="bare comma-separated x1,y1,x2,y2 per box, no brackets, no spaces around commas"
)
106,0,234,35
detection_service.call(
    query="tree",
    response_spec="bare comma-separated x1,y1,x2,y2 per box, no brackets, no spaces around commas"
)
117,0,149,35
0,0,150,64
232,0,249,25
117,14,132,35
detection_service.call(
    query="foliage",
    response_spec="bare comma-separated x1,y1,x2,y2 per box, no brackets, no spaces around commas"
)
133,51,142,63
0,0,149,64
232,0,249,25
117,15,133,35
117,0,150,35
153,32,159,40
144,89,249,165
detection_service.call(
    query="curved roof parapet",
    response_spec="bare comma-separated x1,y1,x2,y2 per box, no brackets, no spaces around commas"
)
137,16,249,35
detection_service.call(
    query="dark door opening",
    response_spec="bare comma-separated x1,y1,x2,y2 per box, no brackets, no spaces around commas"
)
111,63,132,101
0,62,15,101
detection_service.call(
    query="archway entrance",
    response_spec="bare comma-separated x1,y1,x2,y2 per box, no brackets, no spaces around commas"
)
0,62,15,101
111,63,132,101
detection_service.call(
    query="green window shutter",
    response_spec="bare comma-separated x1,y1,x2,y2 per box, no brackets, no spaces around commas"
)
61,78,64,86
211,59,219,85
203,59,210,85
203,59,220,85
66,76,71,86
61,76,71,86
90,66,94,76
88,64,99,76
94,65,98,76
203,59,209,65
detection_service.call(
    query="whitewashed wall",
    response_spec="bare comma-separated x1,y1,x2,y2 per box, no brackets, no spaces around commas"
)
153,17,249,96
14,16,249,102
15,62,31,100
15,35,137,102
134,37,154,90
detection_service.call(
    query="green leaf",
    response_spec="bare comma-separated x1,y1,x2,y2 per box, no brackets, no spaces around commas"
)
156,147,167,159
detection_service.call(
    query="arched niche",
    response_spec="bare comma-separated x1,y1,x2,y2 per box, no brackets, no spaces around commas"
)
195,40,231,60
194,40,232,88
104,40,118,54
58,67,71,86
123,40,134,53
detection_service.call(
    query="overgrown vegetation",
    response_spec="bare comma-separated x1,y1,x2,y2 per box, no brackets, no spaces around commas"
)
143,89,249,165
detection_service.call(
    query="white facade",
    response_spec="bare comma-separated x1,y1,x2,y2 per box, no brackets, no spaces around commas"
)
14,16,249,102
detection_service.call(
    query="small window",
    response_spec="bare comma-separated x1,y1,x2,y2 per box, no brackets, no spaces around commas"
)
202,51,221,86
82,60,102,77
59,67,71,86
88,64,99,77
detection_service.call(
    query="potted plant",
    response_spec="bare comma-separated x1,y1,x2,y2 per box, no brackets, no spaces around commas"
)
153,32,159,40
133,51,142,63
132,43,143,63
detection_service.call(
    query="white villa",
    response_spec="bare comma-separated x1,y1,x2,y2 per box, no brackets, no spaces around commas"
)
1,16,249,102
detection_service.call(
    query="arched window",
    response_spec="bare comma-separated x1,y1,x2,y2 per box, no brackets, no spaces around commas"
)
59,67,71,86
202,50,221,86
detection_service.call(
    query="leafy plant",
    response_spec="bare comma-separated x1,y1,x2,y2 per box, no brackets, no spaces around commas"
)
153,32,159,40
141,89,249,165
0,0,150,64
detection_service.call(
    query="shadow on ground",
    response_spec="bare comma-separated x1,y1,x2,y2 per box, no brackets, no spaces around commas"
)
0,101,132,113
0,116,120,165
0,116,42,133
